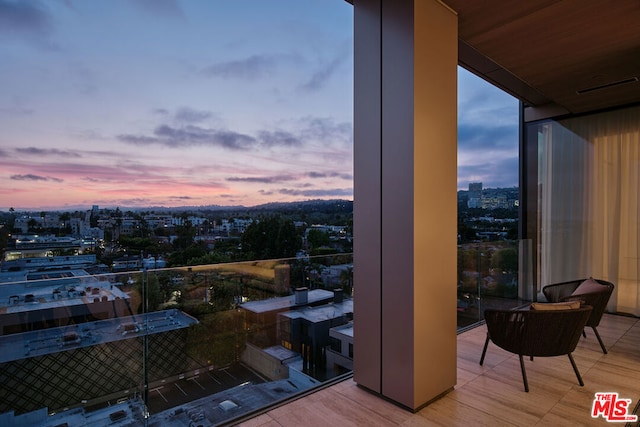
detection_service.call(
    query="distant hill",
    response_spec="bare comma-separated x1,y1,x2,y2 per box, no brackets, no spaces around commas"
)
249,199,352,212
119,199,353,214
3,200,354,226
163,199,354,226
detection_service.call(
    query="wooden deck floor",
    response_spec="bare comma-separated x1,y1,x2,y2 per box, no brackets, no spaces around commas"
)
237,313,640,426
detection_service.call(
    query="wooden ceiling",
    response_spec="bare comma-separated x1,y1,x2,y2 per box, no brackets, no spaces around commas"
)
444,0,640,114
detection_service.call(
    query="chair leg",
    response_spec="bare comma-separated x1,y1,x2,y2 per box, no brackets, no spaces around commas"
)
582,329,587,338
480,334,490,365
592,326,608,354
519,355,529,392
568,353,584,386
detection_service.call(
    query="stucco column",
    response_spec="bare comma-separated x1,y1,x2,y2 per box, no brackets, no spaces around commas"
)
353,0,458,411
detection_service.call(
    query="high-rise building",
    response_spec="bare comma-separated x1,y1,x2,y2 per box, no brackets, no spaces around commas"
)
468,182,483,208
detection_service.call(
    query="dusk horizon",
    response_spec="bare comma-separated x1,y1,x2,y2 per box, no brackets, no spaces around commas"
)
1,1,518,212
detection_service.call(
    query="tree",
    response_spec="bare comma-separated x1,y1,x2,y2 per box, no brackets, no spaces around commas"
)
118,236,162,255
133,273,163,313
89,210,98,228
58,212,72,235
0,214,13,253
27,218,39,232
491,247,518,273
172,219,196,250
307,229,331,250
184,310,246,366
59,212,71,223
241,216,301,260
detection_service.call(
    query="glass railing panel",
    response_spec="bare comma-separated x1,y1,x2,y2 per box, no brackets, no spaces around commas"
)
0,269,148,421
1,240,537,424
457,240,528,329
0,254,353,426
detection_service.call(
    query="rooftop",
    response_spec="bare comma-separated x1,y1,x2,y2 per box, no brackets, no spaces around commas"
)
330,322,354,338
262,345,301,363
0,309,197,363
0,270,128,315
280,300,353,323
240,289,335,314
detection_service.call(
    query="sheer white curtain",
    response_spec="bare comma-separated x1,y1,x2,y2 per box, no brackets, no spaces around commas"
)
538,106,640,315
538,121,592,285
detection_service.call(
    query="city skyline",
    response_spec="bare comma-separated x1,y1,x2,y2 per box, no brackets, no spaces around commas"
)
0,0,518,211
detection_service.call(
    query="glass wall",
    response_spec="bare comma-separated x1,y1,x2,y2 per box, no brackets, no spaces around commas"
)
0,254,353,426
456,68,524,329
457,240,528,329
525,105,640,316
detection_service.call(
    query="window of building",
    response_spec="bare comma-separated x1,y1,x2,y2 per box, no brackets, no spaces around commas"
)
329,336,342,353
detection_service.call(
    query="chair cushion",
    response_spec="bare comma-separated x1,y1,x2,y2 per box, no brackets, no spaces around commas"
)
571,277,605,295
530,300,581,311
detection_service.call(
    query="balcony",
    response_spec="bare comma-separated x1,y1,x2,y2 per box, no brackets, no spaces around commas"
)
0,250,637,426
239,312,640,426
0,254,355,426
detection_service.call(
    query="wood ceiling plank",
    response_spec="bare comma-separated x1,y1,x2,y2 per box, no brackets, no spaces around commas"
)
445,0,640,111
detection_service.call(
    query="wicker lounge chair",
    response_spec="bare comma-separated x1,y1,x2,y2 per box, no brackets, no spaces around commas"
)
542,278,614,354
480,305,593,392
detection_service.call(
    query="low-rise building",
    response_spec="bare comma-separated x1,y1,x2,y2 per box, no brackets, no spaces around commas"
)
277,293,353,375
326,322,353,373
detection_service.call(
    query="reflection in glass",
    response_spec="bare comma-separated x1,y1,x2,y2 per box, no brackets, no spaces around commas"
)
0,254,353,425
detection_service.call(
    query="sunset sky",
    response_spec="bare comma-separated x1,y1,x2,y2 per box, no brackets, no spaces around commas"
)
0,0,517,211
